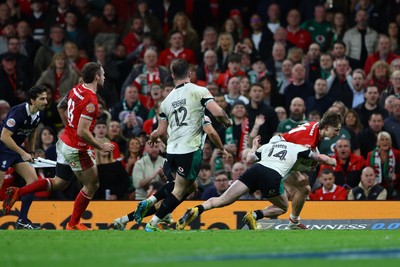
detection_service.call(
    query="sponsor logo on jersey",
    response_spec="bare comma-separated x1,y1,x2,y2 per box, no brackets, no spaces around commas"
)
178,166,184,173
1,160,7,168
86,103,96,113
6,118,16,128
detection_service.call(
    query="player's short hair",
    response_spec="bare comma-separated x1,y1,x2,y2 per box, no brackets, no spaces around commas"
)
319,110,342,129
26,85,47,104
171,59,189,80
81,62,102,83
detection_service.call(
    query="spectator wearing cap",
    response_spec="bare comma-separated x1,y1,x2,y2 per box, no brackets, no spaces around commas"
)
0,52,30,106
216,53,246,92
157,29,197,67
247,56,269,84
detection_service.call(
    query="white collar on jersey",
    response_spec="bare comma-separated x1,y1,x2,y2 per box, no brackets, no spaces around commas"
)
25,103,39,121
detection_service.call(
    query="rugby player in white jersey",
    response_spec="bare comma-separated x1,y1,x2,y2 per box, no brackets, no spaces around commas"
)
176,135,336,230
138,59,232,232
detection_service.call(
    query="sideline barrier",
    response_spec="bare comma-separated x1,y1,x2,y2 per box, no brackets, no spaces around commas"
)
1,201,399,230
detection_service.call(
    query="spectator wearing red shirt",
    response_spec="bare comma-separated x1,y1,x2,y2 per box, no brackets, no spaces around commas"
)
364,35,399,76
215,54,246,93
286,9,312,52
122,16,144,55
157,30,197,67
309,169,348,201
319,138,365,189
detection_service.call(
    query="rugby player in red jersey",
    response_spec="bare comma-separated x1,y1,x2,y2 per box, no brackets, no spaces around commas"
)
3,62,115,230
281,110,342,229
243,110,342,229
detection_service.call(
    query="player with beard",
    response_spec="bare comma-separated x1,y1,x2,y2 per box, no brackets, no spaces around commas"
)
3,63,115,230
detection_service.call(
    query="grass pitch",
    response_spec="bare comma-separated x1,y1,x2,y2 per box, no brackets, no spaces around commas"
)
1,230,399,267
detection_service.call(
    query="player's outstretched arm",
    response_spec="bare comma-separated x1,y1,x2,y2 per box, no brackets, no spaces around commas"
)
311,152,337,167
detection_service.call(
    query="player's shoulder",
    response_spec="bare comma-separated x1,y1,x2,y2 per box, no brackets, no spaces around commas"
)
8,103,27,118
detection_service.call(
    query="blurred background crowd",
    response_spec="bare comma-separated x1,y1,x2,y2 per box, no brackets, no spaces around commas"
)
0,0,399,201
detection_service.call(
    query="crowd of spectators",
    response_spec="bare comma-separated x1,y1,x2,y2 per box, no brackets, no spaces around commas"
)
0,0,399,201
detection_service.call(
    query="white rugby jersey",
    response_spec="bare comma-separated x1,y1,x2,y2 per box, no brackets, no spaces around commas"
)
159,82,214,154
255,136,312,177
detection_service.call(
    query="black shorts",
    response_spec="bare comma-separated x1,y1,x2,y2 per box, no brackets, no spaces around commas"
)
239,164,284,198
166,149,202,181
0,149,24,171
56,163,74,181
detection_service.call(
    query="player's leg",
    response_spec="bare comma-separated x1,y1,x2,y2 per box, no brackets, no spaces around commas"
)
176,180,250,230
146,174,192,231
243,167,287,230
12,162,40,229
0,170,4,191
284,171,310,229
114,182,176,229
145,150,202,231
67,165,98,230
60,142,97,230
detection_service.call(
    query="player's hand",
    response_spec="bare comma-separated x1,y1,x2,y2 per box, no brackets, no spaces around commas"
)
220,149,229,159
101,143,115,152
22,152,34,162
223,118,233,128
329,158,337,168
